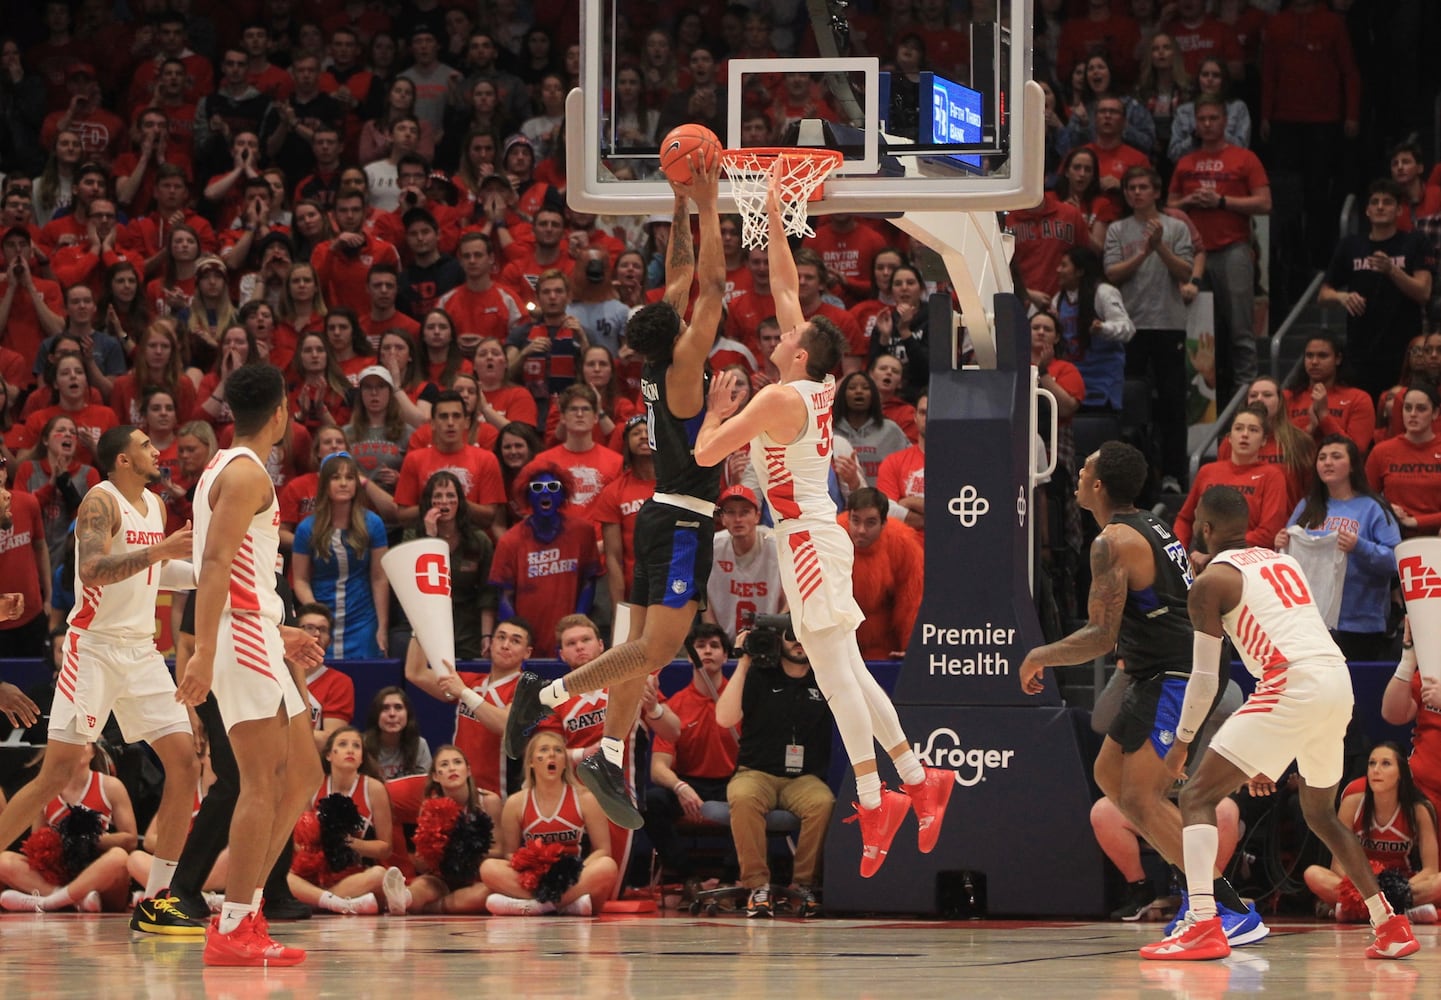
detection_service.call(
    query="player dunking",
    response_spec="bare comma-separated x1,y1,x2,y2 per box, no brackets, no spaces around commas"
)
1143,485,1420,960
504,154,726,829
690,169,951,877
175,365,326,966
1020,442,1263,941
0,426,199,916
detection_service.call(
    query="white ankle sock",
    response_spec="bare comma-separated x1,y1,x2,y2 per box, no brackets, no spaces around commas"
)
1183,824,1220,920
855,771,881,809
319,891,344,913
540,679,569,708
893,750,925,786
145,858,178,899
600,737,624,768
41,886,75,911
1365,893,1394,926
218,901,255,934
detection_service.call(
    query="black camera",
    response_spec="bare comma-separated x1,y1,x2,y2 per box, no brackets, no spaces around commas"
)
739,612,794,670
584,257,606,283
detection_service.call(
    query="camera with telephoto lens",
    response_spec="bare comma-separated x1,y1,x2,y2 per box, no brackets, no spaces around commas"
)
738,612,794,670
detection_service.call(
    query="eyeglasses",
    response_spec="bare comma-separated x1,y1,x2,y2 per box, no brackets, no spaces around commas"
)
299,623,329,635
564,405,594,415
528,480,563,494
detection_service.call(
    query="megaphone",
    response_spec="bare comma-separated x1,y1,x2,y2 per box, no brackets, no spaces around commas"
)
382,538,456,676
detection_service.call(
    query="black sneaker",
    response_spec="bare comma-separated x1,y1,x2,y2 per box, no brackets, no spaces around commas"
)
1110,880,1155,921
789,884,820,918
130,894,208,936
576,753,643,829
262,895,313,921
746,886,773,919
502,671,553,760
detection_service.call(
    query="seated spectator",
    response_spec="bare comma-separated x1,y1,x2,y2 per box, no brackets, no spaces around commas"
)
1281,331,1376,450
1303,742,1438,923
877,389,927,536
645,623,741,888
489,461,600,658
867,264,931,398
704,485,784,644
287,727,393,915
715,630,835,918
1053,245,1134,411
1278,435,1400,662
1365,384,1441,539
842,487,924,659
291,198,336,263
478,730,616,916
1381,628,1441,812
379,744,502,915
536,385,622,519
293,452,390,658
1173,404,1289,562
1168,57,1250,164
0,744,137,913
294,603,358,752
362,686,433,781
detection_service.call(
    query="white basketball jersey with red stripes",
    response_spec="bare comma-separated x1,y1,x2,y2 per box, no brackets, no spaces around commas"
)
193,447,286,626
67,481,167,641
750,377,837,529
1211,547,1348,679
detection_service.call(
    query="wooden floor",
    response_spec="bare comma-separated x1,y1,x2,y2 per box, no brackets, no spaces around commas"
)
1,912,1435,999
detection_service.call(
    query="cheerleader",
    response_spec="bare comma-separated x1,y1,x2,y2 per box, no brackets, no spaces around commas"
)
381,745,502,915
0,744,137,912
479,731,616,915
288,727,394,914
1304,742,1440,923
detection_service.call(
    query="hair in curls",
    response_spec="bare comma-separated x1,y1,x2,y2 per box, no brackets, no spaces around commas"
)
1091,440,1148,506
625,301,683,365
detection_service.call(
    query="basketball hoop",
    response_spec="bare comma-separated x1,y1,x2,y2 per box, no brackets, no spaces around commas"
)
720,147,844,249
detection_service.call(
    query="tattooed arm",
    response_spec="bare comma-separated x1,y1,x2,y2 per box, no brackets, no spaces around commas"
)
76,490,194,587
661,192,695,315
1019,527,1130,693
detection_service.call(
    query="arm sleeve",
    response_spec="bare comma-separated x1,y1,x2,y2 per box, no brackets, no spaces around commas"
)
1177,631,1223,743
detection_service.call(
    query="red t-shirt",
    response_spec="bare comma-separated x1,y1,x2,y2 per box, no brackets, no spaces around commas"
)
1404,671,1441,802
394,444,507,509
877,443,926,536
305,665,356,730
1005,193,1089,298
805,222,891,305
489,519,601,657
1365,435,1441,537
1172,459,1290,551
498,251,574,296
1282,385,1376,448
1085,142,1152,186
651,676,738,780
12,404,119,465
1163,16,1243,77
726,288,776,353
723,262,754,305
279,472,319,528
483,385,539,428
881,397,919,444
453,669,520,796
109,374,198,425
591,468,655,586
360,310,420,349
111,149,194,218
438,283,526,342
0,492,44,631
0,275,65,364
312,236,401,314
1170,145,1270,250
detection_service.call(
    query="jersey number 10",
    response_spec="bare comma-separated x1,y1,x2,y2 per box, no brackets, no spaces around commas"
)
1259,563,1312,609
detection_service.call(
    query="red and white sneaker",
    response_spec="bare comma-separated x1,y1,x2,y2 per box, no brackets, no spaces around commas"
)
1140,915,1231,961
1366,914,1420,960
852,790,911,878
203,915,306,967
902,767,955,854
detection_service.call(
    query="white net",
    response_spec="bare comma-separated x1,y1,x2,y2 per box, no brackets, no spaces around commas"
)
720,149,843,250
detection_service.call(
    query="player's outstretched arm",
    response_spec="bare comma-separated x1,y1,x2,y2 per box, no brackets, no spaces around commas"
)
693,371,802,467
765,164,804,334
669,153,726,381
1019,527,1128,693
660,191,694,315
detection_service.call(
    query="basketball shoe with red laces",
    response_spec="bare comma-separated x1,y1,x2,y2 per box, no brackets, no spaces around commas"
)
203,914,306,967
852,790,910,878
1140,914,1231,961
902,767,954,854
1366,914,1420,959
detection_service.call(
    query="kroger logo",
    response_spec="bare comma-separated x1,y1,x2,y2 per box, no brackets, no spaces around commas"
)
914,728,1015,787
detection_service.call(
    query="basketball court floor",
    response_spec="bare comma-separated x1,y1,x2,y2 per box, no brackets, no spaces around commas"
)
3,913,1433,998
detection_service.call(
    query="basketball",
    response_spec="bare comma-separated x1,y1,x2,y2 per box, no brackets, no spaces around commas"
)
659,124,722,184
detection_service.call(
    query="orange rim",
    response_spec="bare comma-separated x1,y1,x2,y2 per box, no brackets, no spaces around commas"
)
720,147,844,202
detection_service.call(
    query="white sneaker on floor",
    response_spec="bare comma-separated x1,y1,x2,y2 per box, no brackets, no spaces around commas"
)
1,890,44,912
485,893,555,916
77,891,102,913
382,867,409,916
345,892,379,915
559,894,592,916
203,891,225,913
1406,903,1438,924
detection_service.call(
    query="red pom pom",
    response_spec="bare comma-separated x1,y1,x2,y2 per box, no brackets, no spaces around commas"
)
508,839,570,892
291,848,328,884
22,828,68,887
293,809,321,850
415,797,464,874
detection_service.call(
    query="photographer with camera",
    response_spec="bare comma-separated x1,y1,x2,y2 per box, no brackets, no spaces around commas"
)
713,614,833,917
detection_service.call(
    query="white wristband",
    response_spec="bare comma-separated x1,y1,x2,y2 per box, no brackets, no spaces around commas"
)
458,688,483,712
887,498,910,522
1395,646,1418,684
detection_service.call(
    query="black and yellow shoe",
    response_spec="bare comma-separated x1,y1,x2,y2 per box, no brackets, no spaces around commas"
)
130,895,208,936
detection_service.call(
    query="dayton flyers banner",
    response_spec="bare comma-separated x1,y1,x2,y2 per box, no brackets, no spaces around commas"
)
383,539,455,676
